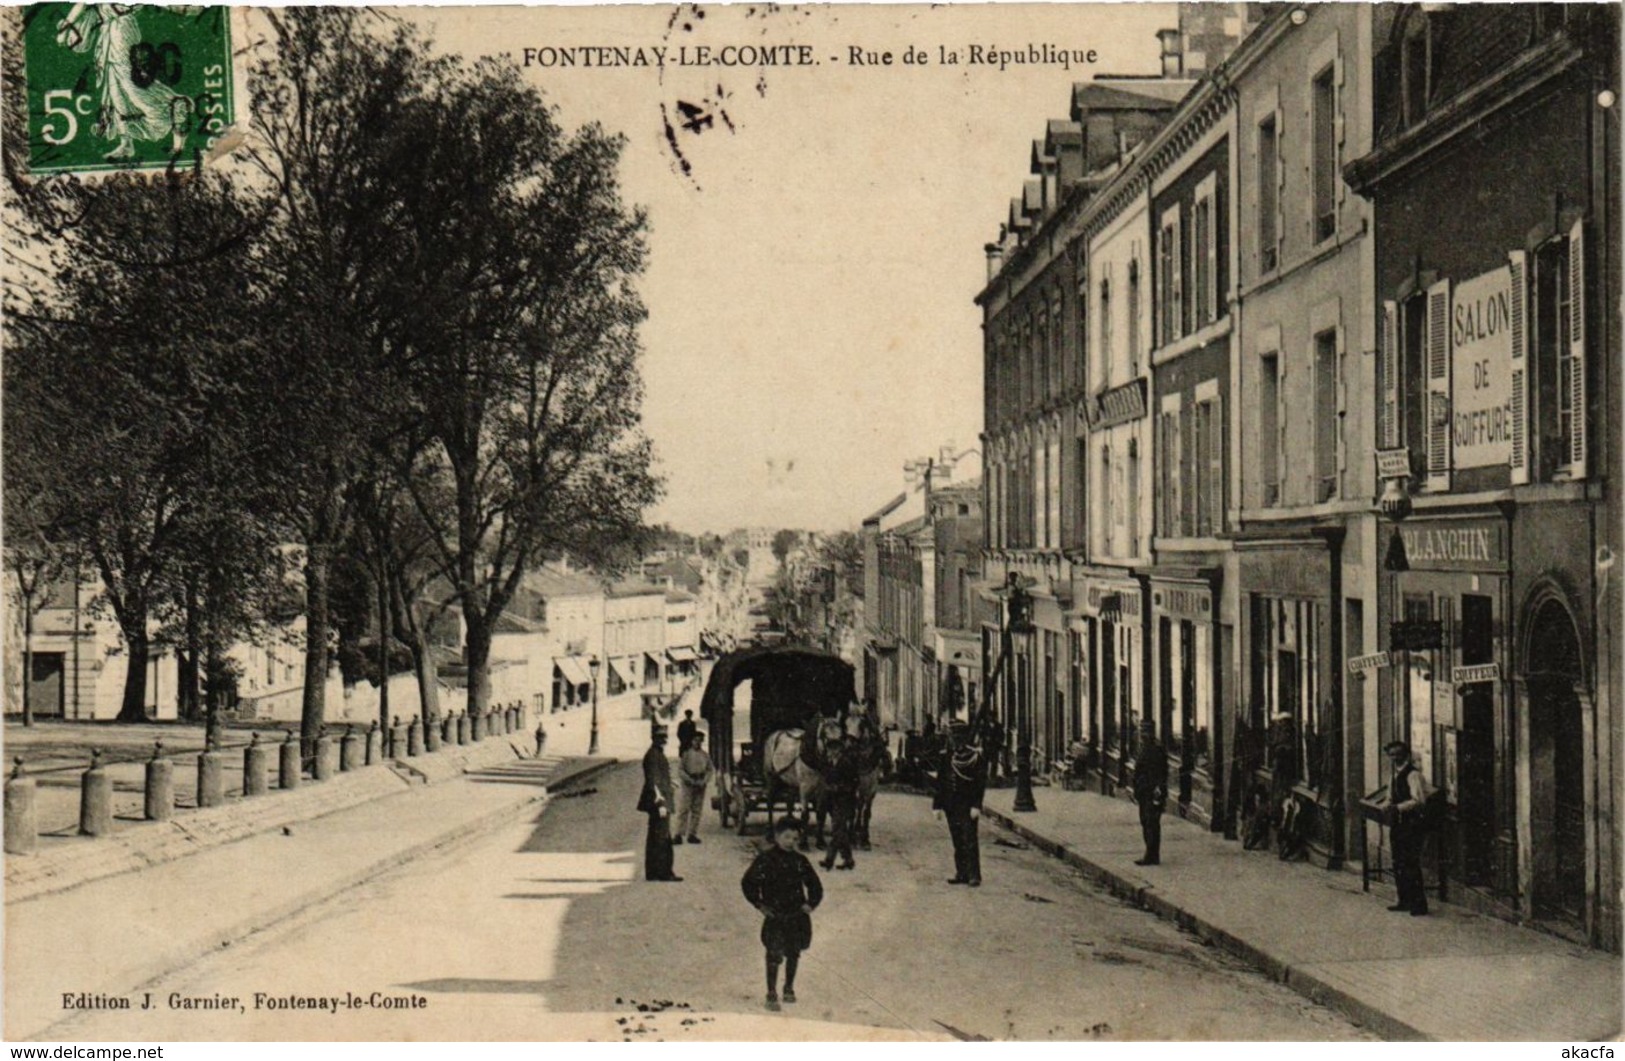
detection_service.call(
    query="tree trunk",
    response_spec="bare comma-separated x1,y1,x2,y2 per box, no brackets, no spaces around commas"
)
179,590,203,722
21,591,34,727
203,633,225,749
300,543,332,759
464,612,492,719
376,568,390,731
410,628,440,728
117,629,151,723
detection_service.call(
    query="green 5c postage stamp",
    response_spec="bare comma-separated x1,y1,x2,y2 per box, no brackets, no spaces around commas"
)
21,3,233,175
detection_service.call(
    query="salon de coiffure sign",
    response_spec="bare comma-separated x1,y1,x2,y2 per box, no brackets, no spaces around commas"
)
1451,266,1514,470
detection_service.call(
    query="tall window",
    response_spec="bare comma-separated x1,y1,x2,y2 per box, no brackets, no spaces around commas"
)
1401,294,1428,478
1127,258,1141,375
1049,295,1063,395
1402,16,1431,129
1314,330,1339,501
1099,444,1112,555
1259,353,1281,505
1257,115,1279,273
1159,207,1182,346
1534,229,1587,480
1047,439,1061,550
1036,308,1049,404
1160,403,1182,537
1192,185,1215,325
1127,439,1141,558
1194,392,1222,536
1312,65,1337,244
1099,274,1113,386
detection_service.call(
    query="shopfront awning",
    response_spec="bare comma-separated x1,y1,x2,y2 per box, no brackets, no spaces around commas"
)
609,655,640,688
668,646,699,664
643,651,664,675
553,656,591,687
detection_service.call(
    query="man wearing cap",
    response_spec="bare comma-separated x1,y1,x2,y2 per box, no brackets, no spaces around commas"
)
1133,719,1168,866
1385,741,1432,916
933,719,986,886
675,731,713,845
638,725,682,881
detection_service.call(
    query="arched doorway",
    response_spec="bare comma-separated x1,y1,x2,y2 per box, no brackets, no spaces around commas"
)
1525,596,1586,924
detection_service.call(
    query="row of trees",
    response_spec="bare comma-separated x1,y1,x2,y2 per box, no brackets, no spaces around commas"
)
2,10,660,750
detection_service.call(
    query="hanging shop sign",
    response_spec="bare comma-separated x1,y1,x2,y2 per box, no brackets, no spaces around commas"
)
1348,651,1392,674
1374,448,1412,480
1452,663,1500,684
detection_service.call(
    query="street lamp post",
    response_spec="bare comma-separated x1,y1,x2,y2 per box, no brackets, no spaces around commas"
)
1006,572,1038,813
588,656,601,756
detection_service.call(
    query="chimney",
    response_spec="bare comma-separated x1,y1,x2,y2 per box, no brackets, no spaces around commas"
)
1158,28,1183,78
985,240,1004,282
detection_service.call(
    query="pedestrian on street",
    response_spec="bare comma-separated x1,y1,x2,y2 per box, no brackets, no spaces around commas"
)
637,724,682,882
742,818,824,1011
1385,741,1433,916
819,738,859,871
1133,719,1168,866
675,731,713,844
534,718,548,759
934,719,986,886
976,707,1004,783
677,709,699,752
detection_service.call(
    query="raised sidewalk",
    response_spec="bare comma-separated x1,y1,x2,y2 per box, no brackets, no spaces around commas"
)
983,785,1621,1041
5,753,616,1043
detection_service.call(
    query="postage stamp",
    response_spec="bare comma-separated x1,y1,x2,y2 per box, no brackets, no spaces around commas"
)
21,3,233,175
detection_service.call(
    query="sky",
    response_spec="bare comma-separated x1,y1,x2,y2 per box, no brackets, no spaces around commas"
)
412,4,1176,535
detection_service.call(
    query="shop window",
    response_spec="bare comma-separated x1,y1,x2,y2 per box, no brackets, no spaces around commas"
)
1312,64,1337,244
1256,114,1279,274
1251,596,1321,781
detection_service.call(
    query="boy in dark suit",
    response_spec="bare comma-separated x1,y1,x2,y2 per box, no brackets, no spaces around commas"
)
741,818,824,1010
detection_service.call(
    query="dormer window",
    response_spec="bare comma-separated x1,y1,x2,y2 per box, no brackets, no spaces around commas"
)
1402,13,1431,129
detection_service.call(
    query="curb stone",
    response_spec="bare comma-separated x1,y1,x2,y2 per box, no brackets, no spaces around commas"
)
25,756,619,1044
984,806,1426,1040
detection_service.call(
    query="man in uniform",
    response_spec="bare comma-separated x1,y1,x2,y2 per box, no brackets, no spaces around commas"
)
1133,719,1168,866
933,719,986,886
1385,741,1433,916
637,724,682,881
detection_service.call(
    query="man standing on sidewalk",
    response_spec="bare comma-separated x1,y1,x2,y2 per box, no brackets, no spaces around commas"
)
934,720,985,886
675,731,713,845
1133,719,1168,866
637,725,682,882
1385,741,1432,916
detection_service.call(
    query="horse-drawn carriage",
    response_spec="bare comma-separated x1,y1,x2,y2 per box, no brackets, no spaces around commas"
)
698,645,858,836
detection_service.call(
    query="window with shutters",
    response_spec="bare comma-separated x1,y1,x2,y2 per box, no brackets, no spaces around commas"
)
1533,223,1587,480
1048,439,1061,549
1259,353,1282,506
1257,115,1279,273
1127,438,1141,558
1312,64,1337,244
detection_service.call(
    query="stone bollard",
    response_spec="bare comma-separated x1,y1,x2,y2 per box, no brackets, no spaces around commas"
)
314,731,336,780
425,714,442,753
366,721,382,766
5,758,38,855
457,712,469,745
505,706,516,734
244,734,268,796
441,715,453,747
145,741,174,821
340,726,360,771
407,717,423,757
79,749,113,837
197,748,224,808
472,710,485,742
280,731,300,789
388,719,403,760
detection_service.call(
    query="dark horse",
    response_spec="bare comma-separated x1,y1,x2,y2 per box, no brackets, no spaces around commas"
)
848,720,890,849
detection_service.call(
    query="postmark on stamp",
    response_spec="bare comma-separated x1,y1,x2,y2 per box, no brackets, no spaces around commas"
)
21,3,234,175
